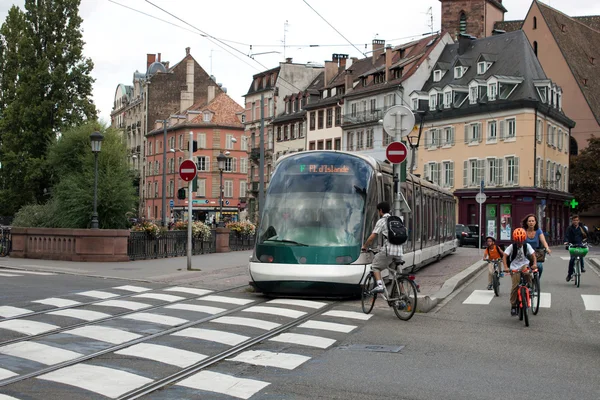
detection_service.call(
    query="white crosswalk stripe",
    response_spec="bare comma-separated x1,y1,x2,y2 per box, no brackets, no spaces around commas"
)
0,394,21,399
176,370,270,399
64,326,142,344
0,366,18,380
581,294,600,311
0,320,59,335
0,342,82,365
463,290,496,305
32,298,81,308
0,269,54,276
0,306,32,318
115,343,206,368
269,333,336,349
226,350,310,370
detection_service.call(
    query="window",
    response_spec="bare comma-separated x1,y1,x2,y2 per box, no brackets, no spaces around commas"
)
299,122,304,138
370,99,377,112
240,158,248,174
155,161,160,174
412,98,418,111
434,70,442,82
444,92,452,108
224,180,233,198
351,103,357,117
154,182,158,198
488,83,497,101
197,156,208,171
487,121,497,141
317,140,324,150
197,179,206,197
309,141,316,150
533,41,538,56
506,156,519,185
335,106,341,126
240,181,246,198
356,131,364,150
536,119,542,143
429,94,437,110
443,127,454,146
455,66,464,79
506,118,516,138
443,161,454,188
283,126,288,140
426,129,438,149
225,134,233,149
477,62,487,75
366,129,374,149
347,131,354,151
425,162,439,185
148,142,153,155
318,110,324,129
291,124,296,139
469,86,478,104
326,139,332,150
465,123,481,143
276,127,281,141
203,112,211,122
224,158,236,172
197,133,206,149
487,158,498,186
383,94,395,108
533,16,537,30
334,138,341,150
309,112,316,130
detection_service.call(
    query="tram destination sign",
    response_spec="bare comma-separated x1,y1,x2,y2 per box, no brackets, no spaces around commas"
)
299,164,351,174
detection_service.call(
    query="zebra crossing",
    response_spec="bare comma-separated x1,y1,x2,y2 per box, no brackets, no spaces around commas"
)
0,269,55,278
462,289,600,311
0,284,371,399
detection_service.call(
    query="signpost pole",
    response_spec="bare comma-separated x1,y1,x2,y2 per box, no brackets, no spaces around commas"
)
479,180,484,249
187,131,193,271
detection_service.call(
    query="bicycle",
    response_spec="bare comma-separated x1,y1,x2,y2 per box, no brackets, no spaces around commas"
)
360,249,418,321
486,259,502,297
566,243,589,288
511,267,536,327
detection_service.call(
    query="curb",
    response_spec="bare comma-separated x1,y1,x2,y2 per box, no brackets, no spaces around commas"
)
417,259,487,313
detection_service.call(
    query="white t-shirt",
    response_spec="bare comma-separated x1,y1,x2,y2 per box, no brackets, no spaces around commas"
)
504,243,534,271
372,214,403,256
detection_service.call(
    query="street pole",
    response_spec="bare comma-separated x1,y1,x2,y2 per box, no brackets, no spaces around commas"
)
187,131,193,271
259,93,265,225
162,120,167,228
91,152,99,229
219,168,224,226
479,180,483,250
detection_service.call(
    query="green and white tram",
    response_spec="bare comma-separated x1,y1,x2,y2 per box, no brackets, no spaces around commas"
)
248,151,456,297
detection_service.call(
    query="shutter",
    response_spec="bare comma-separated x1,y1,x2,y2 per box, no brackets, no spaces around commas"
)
498,158,504,186
451,127,456,145
514,157,519,186
450,161,455,187
464,124,469,143
436,130,442,147
233,157,238,172
478,123,483,142
435,163,440,185
499,120,506,140
477,159,485,184
424,130,430,148
205,156,210,172
546,126,550,145
463,160,468,187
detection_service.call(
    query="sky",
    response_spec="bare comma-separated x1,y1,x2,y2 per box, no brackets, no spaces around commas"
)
1,0,600,125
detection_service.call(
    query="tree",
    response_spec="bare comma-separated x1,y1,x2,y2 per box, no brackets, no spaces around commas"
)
0,0,96,216
13,123,136,229
569,136,600,212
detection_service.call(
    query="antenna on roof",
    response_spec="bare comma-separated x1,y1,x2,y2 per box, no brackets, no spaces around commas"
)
427,7,434,37
283,20,289,61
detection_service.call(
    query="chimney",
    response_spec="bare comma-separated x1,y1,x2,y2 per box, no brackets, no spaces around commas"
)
286,57,293,63
372,39,385,64
324,56,339,85
333,53,348,69
344,70,354,92
384,46,393,82
164,61,170,69
146,54,156,69
207,85,216,103
186,47,191,56
458,34,475,55
180,59,194,111
158,53,161,62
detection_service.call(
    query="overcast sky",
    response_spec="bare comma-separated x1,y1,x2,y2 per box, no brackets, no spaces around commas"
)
1,0,600,124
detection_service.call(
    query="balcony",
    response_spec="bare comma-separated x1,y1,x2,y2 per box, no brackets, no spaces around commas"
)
342,110,384,126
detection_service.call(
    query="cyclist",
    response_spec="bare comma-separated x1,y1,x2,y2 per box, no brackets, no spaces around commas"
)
503,228,537,316
361,201,403,293
564,214,587,281
483,236,504,290
522,214,551,279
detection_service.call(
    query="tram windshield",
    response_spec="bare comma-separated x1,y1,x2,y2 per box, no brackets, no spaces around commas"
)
258,152,374,248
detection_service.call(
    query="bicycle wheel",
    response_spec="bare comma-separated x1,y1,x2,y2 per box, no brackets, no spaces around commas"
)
492,273,500,297
361,273,377,314
531,275,541,315
521,287,529,327
574,259,581,288
390,276,418,321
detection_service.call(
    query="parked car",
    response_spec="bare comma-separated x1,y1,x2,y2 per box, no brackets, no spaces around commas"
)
467,225,486,248
456,224,479,247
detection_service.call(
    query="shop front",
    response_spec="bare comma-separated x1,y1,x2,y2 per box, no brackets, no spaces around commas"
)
455,188,572,248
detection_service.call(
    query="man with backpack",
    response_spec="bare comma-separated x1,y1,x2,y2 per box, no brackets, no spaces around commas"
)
564,214,587,281
503,228,538,316
361,201,406,293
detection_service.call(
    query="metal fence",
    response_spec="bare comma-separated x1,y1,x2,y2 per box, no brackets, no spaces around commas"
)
229,232,256,251
127,230,217,261
0,227,11,257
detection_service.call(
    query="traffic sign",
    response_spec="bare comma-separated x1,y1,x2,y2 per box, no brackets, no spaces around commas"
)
386,141,408,164
475,192,487,204
382,105,415,139
179,159,197,182
169,199,174,208
480,179,485,192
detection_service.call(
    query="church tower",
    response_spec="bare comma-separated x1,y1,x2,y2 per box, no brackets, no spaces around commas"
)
440,0,507,39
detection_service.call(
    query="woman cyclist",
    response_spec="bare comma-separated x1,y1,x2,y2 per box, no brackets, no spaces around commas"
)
522,214,551,279
503,228,537,316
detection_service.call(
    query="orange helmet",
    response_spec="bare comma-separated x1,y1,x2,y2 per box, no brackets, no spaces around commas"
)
512,227,526,242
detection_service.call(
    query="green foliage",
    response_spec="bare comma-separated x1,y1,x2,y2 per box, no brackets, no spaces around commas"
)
0,0,96,216
569,136,600,212
12,203,56,228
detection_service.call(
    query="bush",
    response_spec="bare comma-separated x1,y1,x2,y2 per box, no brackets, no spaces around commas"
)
226,221,256,235
130,220,160,237
12,203,55,228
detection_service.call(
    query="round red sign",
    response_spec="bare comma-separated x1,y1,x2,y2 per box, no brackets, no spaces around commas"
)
179,159,197,181
386,141,408,164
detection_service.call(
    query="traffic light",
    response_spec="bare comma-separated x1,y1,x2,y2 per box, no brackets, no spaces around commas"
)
190,140,198,153
177,188,186,200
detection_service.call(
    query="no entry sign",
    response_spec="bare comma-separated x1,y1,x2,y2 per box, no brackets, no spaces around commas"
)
386,141,408,164
179,159,197,181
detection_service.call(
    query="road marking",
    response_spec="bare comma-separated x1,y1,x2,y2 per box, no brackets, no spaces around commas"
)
0,394,21,399
76,290,118,299
463,290,495,305
0,273,20,277
0,367,18,380
32,298,81,308
0,320,58,335
0,306,32,318
322,310,373,320
0,269,54,276
37,364,152,399
201,295,254,305
242,306,306,319
297,320,357,333
115,343,206,368
582,295,600,311
121,312,188,326
112,285,151,293
173,328,249,346
0,342,82,365
176,370,269,400
269,333,336,349
227,350,310,370
561,256,571,260
48,309,111,322
212,316,280,331
64,326,142,344
165,303,226,314
94,299,151,311
132,293,184,302
267,299,327,309
539,293,551,308
164,287,212,296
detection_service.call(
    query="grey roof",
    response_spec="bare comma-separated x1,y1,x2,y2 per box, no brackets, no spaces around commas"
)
422,30,547,102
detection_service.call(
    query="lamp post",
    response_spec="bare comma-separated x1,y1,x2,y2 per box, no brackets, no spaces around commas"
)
217,151,227,227
90,131,104,229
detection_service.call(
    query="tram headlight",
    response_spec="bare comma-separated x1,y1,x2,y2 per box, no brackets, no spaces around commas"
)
259,255,274,263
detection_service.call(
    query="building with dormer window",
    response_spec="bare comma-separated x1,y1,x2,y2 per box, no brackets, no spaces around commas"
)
410,31,575,245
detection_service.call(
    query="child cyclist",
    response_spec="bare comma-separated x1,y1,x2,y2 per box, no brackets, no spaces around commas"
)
503,228,538,316
483,236,505,290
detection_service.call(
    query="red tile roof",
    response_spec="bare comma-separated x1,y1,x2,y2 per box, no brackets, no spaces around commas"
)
189,92,244,128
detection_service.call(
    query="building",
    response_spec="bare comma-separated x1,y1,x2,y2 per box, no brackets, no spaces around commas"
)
243,59,323,222
110,48,224,217
145,91,246,224
410,31,575,245
440,0,507,40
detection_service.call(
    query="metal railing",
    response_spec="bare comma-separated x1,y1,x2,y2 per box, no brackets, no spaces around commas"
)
229,233,255,251
342,110,384,126
0,226,11,257
127,230,216,261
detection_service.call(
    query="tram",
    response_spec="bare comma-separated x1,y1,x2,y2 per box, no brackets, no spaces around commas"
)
248,150,457,297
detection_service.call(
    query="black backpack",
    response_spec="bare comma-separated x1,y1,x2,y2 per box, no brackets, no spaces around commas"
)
507,244,533,267
386,215,408,245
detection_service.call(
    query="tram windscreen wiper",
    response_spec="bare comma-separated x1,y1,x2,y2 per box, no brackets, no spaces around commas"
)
264,239,309,247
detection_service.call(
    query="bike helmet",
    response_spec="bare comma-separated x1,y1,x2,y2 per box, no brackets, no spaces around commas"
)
512,227,526,242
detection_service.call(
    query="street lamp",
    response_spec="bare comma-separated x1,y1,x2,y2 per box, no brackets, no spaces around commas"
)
217,151,227,227
90,131,104,229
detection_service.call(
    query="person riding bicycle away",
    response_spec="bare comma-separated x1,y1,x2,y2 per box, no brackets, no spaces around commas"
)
503,228,537,316
522,214,551,280
361,201,403,293
564,214,587,281
483,236,505,290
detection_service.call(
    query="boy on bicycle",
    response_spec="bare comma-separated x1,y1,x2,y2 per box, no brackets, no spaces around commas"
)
483,236,504,290
503,228,537,316
361,201,403,293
